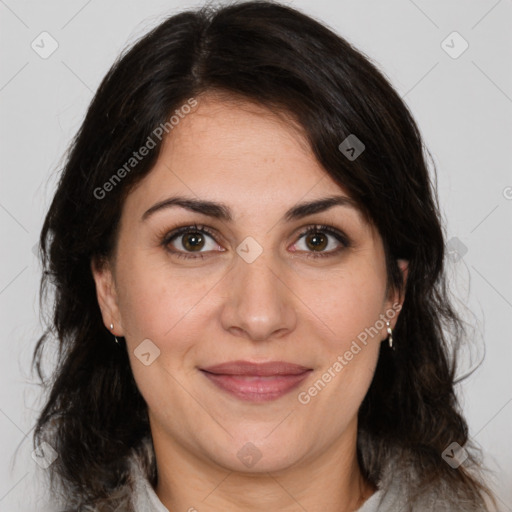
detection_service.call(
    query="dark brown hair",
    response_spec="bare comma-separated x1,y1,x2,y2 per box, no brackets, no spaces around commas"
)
32,1,495,510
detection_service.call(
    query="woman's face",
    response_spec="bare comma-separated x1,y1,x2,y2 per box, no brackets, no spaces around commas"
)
92,94,406,474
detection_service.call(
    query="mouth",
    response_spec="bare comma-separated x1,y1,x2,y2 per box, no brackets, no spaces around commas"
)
199,360,313,402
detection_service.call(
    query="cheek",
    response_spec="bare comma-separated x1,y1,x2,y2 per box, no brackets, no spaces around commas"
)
116,253,188,337
308,259,387,348
115,253,218,370
327,259,386,391
300,267,384,433
116,261,201,420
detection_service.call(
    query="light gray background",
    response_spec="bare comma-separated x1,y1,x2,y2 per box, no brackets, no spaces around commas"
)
1,0,511,510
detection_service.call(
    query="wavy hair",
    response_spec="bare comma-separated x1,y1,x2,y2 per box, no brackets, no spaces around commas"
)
32,1,495,510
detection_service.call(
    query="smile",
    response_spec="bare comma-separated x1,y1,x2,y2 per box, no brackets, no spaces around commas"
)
199,360,313,402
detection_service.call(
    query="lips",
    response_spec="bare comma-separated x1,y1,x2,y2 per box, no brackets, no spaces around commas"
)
199,360,313,402
201,360,312,376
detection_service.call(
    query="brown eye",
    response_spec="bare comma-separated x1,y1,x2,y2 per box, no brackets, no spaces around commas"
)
181,232,206,252
304,232,328,252
293,224,350,259
162,224,223,260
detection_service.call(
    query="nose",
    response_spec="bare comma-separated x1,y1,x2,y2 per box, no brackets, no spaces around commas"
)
220,248,297,342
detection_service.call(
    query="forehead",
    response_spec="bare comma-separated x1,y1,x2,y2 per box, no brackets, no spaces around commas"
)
166,93,314,168
123,93,369,229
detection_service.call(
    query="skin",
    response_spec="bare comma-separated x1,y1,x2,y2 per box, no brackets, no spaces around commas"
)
92,93,408,512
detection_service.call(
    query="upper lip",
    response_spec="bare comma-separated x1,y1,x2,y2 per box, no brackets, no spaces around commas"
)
200,360,312,376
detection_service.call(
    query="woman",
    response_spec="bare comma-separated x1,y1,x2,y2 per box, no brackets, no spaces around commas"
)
32,1,496,510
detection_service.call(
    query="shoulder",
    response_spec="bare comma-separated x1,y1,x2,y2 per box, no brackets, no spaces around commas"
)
356,451,489,512
130,460,169,512
126,437,488,512
129,437,169,512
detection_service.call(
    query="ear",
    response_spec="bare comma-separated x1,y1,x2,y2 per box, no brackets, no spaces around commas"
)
90,256,124,336
397,258,409,298
385,258,409,329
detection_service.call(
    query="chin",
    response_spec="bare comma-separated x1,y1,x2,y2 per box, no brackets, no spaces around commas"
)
207,435,305,474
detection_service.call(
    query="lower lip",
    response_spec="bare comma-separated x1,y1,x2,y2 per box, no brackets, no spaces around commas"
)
200,370,312,402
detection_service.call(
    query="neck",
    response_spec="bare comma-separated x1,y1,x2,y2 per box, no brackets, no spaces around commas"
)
151,418,377,512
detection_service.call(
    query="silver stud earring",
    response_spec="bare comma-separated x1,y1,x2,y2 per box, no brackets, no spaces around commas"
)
386,320,394,350
110,323,119,344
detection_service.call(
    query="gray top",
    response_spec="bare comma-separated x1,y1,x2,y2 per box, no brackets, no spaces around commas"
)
128,446,488,512
130,460,400,512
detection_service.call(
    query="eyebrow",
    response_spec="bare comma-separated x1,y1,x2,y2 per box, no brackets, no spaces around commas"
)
141,194,360,223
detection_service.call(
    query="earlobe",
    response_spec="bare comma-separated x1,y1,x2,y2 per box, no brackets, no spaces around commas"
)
90,256,123,336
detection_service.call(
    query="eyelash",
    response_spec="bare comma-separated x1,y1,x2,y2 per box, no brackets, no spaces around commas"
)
160,223,351,260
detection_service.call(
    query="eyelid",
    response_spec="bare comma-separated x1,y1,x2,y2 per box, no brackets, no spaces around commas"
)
160,223,221,257
292,224,350,259
160,222,351,259
297,224,351,248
